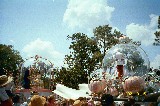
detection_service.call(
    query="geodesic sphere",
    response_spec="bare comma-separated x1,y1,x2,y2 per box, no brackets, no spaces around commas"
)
102,43,150,78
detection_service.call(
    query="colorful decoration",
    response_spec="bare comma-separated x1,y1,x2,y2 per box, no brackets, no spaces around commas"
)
18,55,54,90
88,79,106,93
123,76,146,94
87,36,160,104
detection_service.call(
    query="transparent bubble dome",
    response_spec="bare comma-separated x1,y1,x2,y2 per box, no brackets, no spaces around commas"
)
102,43,150,77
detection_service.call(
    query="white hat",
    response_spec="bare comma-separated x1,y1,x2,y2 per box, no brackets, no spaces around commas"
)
0,75,13,87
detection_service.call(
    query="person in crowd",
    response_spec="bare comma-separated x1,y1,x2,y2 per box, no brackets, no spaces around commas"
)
28,95,46,106
122,101,132,106
87,98,94,106
42,96,48,101
23,68,31,89
73,100,82,106
61,99,67,106
94,101,101,106
68,99,74,106
0,75,13,106
54,99,61,106
47,95,56,106
148,102,156,106
156,96,160,106
100,94,115,106
12,94,21,106
27,91,39,103
5,73,15,99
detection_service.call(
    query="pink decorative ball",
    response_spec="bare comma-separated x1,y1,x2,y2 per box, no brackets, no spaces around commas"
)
88,79,106,93
123,76,146,94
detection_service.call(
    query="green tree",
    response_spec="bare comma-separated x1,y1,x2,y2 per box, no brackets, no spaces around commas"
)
153,16,160,46
0,44,23,77
55,67,80,89
93,25,123,57
63,33,102,89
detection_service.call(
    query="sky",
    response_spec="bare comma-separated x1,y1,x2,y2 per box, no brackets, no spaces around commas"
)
0,0,160,69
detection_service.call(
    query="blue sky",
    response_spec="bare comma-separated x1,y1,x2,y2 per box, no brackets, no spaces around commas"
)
0,0,160,69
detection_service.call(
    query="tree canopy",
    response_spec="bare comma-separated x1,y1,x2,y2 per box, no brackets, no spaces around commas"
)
93,25,123,57
0,44,23,76
153,16,160,46
59,33,102,89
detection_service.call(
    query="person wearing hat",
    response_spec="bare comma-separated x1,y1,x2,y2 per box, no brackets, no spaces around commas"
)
100,94,115,106
73,100,82,106
5,74,15,99
47,95,55,106
19,90,40,106
25,90,39,104
28,95,46,106
0,75,13,106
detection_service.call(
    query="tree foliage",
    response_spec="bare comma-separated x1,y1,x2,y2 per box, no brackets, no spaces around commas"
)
0,44,23,76
62,33,102,89
54,67,80,89
93,25,123,57
153,16,160,46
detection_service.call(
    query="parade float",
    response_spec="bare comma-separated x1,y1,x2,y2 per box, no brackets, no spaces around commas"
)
88,36,160,105
14,55,54,99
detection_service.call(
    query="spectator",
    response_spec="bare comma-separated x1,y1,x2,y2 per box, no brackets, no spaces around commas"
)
47,95,56,106
157,96,160,106
0,75,13,106
5,74,15,99
12,94,21,106
28,95,46,106
87,98,94,106
73,100,82,106
100,94,115,106
23,69,31,89
27,90,39,103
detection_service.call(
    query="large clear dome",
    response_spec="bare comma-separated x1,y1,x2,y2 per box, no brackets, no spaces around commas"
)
102,43,150,78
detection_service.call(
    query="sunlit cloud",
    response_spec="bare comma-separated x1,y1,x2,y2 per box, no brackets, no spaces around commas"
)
63,0,114,29
126,14,159,46
150,54,160,69
22,38,64,67
10,39,15,43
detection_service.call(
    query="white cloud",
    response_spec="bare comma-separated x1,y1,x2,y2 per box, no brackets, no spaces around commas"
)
63,0,114,29
22,38,64,67
126,14,159,46
10,39,15,43
150,54,160,69
149,14,158,29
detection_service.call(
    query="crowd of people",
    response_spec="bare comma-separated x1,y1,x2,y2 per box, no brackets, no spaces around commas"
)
0,74,160,106
0,74,112,106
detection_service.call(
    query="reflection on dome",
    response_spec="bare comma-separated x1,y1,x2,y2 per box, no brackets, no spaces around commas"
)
102,43,150,78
